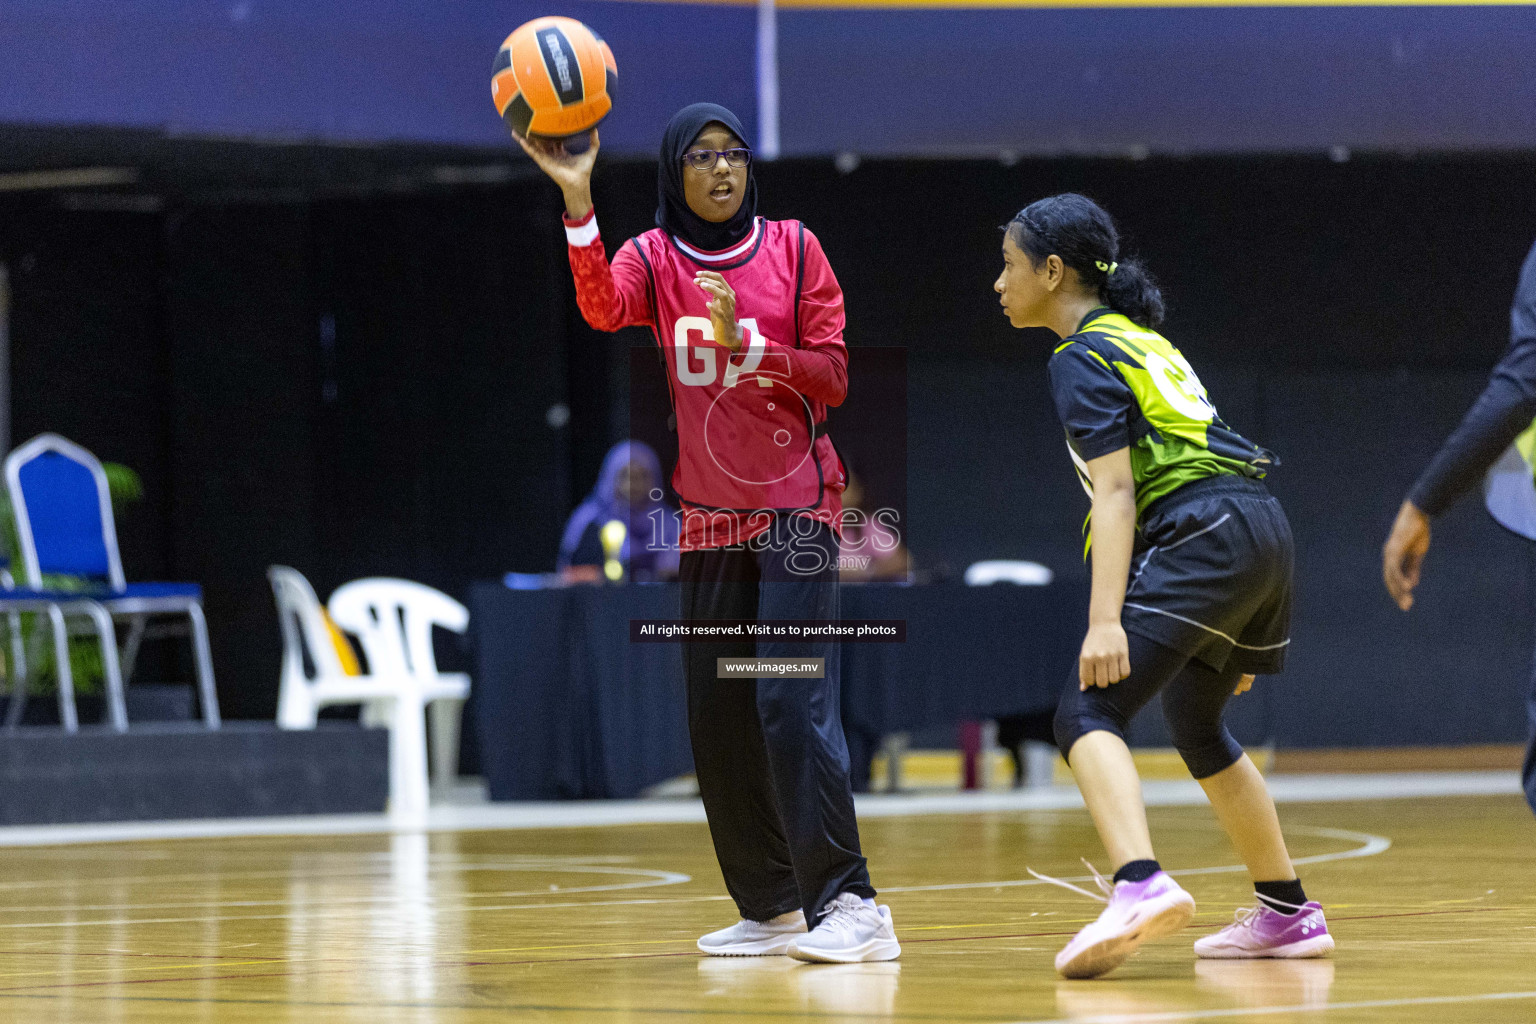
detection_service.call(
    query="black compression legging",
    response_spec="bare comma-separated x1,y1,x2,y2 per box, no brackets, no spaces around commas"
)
1053,632,1246,780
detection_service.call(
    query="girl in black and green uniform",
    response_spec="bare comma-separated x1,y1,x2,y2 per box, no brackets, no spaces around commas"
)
994,193,1333,979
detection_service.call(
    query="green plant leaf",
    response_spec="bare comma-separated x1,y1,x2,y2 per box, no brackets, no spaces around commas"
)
102,463,143,505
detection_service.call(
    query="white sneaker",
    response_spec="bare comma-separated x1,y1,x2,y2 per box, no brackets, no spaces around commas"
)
787,893,901,964
697,910,806,956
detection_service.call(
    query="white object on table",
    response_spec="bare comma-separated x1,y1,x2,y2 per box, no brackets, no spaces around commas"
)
963,560,1055,587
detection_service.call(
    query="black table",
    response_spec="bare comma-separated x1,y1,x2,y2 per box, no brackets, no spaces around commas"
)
468,580,1086,800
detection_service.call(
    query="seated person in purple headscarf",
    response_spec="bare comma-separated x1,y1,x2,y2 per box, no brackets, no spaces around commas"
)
838,471,911,582
558,440,680,584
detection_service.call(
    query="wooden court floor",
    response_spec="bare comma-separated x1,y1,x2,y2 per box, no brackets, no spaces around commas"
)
0,794,1530,1023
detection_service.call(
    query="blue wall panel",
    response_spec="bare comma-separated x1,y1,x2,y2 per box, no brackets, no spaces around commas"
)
1,3,1532,155
0,0,756,153
779,7,1536,155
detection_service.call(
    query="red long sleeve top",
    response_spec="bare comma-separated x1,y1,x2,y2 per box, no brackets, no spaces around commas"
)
563,208,849,552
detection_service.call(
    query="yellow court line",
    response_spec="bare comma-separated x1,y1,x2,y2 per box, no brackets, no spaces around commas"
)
465,920,1064,952
457,937,695,954
0,959,281,983
905,920,1050,931
477,921,1083,949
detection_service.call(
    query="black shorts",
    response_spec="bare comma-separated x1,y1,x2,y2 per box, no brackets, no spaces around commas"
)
1122,475,1294,676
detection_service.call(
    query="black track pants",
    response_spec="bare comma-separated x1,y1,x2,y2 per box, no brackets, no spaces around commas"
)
679,514,875,923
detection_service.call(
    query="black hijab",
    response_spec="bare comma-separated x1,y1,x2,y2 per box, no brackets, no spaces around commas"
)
656,103,758,252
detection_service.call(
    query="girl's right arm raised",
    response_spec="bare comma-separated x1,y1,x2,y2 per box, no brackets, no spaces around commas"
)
516,130,654,332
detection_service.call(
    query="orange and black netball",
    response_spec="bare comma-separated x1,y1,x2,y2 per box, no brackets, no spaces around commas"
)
492,17,616,140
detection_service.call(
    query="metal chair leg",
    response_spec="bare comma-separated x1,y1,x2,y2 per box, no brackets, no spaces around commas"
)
80,603,126,732
5,613,43,730
2,610,25,730
186,602,220,728
119,614,148,685
7,610,25,691
48,605,77,733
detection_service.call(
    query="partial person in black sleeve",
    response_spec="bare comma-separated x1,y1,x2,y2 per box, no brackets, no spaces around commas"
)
1382,238,1536,815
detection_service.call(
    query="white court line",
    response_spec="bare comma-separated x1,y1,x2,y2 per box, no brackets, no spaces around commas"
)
0,825,1387,929
0,865,693,913
1007,989,1536,1024
0,770,1515,848
0,895,738,932
883,824,1387,893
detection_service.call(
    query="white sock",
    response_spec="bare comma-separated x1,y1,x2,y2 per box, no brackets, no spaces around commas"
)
767,910,802,926
861,897,877,909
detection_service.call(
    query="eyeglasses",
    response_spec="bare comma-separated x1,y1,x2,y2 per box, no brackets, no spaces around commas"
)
682,148,751,171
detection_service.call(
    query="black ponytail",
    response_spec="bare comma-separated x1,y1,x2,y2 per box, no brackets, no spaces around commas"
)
1100,256,1164,331
1007,193,1166,330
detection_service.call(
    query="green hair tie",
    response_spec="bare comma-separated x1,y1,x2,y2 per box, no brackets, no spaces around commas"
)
1095,260,1119,275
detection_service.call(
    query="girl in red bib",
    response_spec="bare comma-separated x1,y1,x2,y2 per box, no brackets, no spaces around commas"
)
517,104,898,964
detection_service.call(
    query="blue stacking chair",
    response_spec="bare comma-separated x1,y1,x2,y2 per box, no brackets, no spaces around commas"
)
5,433,219,728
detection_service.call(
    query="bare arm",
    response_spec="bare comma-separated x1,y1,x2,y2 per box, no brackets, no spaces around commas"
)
1386,245,1536,611
514,130,597,218
515,129,652,331
1080,447,1137,690
1382,500,1431,611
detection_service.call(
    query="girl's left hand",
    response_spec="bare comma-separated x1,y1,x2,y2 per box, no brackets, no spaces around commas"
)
695,272,741,353
1079,622,1131,690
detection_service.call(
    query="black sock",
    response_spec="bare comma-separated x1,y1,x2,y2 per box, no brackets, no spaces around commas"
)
1113,859,1161,884
1254,879,1308,914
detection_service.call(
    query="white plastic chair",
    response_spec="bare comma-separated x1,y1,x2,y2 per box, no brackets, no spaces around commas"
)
269,566,381,727
963,560,1055,587
326,577,471,818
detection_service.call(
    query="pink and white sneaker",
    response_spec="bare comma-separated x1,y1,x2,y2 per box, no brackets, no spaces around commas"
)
1194,900,1334,959
1032,862,1196,979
